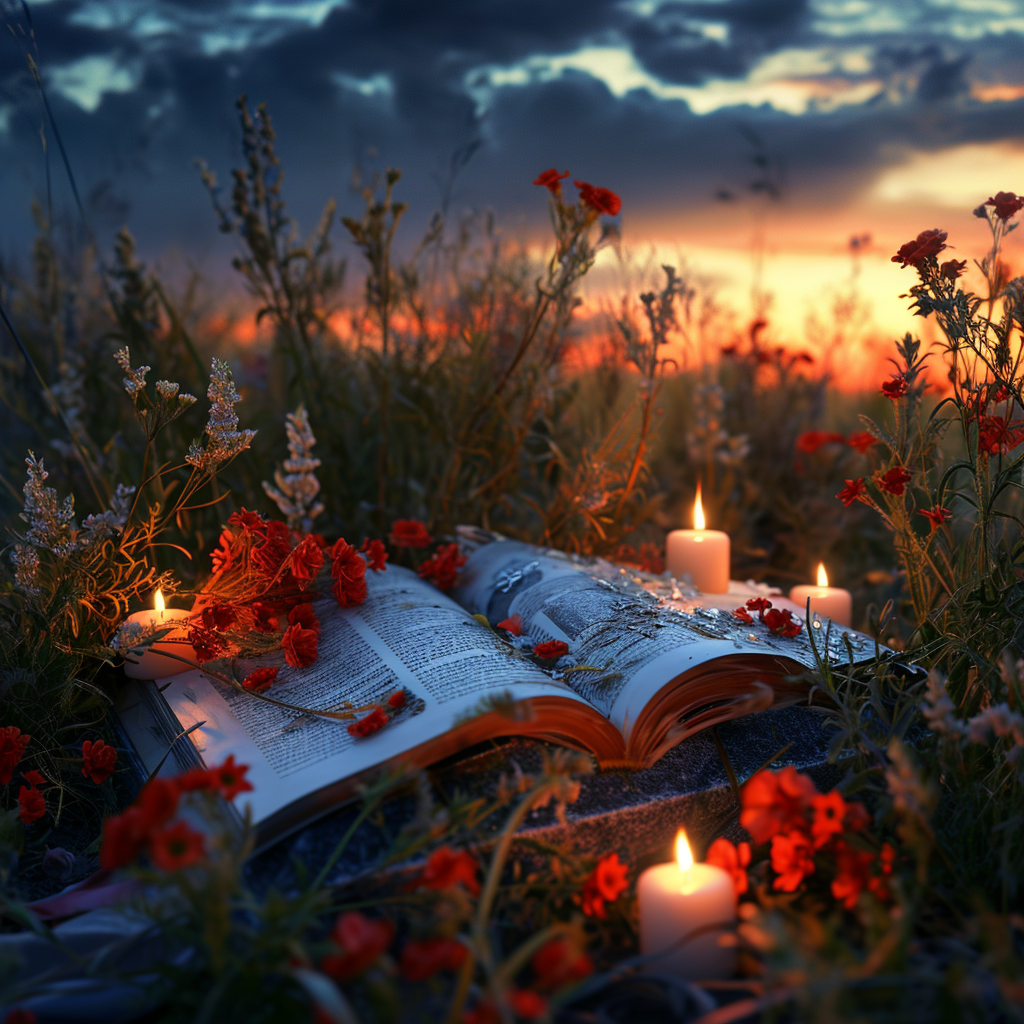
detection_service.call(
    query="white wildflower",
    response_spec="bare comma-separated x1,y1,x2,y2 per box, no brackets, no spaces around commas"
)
155,380,179,400
10,544,41,598
921,670,963,736
186,358,257,470
262,404,325,532
108,619,158,656
114,347,150,398
80,483,136,545
885,740,934,820
965,704,1024,747
20,452,78,556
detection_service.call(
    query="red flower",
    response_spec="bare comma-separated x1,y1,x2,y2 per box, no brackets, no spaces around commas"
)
251,520,293,575
287,602,321,632
387,689,406,708
136,777,180,830
574,180,622,216
399,937,467,982
321,912,394,981
418,543,467,591
209,755,253,801
580,852,629,918
810,790,848,849
200,602,237,632
250,602,280,633
227,508,267,534
837,478,866,506
149,821,206,871
282,623,319,668
507,989,547,1020
732,607,753,624
531,937,593,990
763,607,801,638
388,519,432,548
745,597,772,614
830,839,873,908
497,613,523,636
17,785,45,825
533,168,570,195
347,707,389,738
770,830,815,891
0,726,31,786
940,258,968,281
705,837,751,898
985,191,1024,221
188,625,225,664
100,807,149,869
210,526,234,575
978,415,1024,455
81,739,117,784
881,375,909,400
533,639,569,660
360,537,388,572
918,505,952,533
331,540,369,607
878,466,911,496
21,769,45,787
847,431,876,454
176,767,215,792
796,430,845,454
289,535,324,586
891,228,947,268
242,666,279,693
740,766,818,844
415,846,481,896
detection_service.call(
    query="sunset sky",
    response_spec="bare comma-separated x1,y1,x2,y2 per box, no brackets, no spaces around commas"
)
2,0,1023,363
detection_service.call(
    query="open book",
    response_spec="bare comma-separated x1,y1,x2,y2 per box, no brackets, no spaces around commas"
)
117,536,877,848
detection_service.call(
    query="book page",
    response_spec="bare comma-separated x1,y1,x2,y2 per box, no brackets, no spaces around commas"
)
451,540,877,739
161,565,592,826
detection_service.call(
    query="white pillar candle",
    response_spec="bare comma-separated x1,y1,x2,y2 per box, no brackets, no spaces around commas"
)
122,590,197,679
638,830,736,979
666,484,730,594
789,563,852,627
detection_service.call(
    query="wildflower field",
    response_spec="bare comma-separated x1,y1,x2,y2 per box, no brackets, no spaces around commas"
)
1,96,1023,1023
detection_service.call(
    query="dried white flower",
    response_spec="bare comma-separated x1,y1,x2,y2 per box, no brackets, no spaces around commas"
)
114,347,150,398
921,670,963,736
108,619,158,656
80,483,136,544
186,358,257,470
20,452,78,556
10,544,41,598
155,380,179,400
262,404,325,532
885,740,934,820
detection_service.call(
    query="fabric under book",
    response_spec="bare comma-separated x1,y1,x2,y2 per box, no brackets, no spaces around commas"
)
117,535,878,849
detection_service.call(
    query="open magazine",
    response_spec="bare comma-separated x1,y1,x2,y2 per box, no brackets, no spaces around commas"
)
117,536,878,848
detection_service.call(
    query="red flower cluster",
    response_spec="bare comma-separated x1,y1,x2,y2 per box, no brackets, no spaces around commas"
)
389,519,432,548
732,597,800,638
705,836,751,898
242,666,279,693
977,414,1024,455
288,535,324,586
330,539,368,607
877,466,912,496
531,937,593,990
321,911,394,981
579,852,628,918
881,374,909,400
413,845,481,896
497,613,523,636
100,756,252,870
847,431,876,454
985,191,1024,221
188,624,228,664
360,537,388,572
836,478,866,506
399,936,467,982
282,601,321,668
796,431,845,454
891,228,947,268
533,168,570,195
533,639,569,660
0,726,30,786
418,543,467,591
81,739,117,784
575,180,622,217
918,505,952,533
347,707,389,739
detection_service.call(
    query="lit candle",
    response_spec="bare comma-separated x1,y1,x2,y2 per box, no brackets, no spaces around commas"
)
789,563,852,627
122,590,196,679
665,484,730,594
638,830,736,979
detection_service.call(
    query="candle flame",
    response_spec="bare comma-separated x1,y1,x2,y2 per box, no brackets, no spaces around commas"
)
675,829,694,873
154,589,166,613
816,563,829,588
693,483,706,531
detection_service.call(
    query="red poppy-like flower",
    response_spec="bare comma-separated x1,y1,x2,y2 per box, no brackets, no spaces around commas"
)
251,520,292,577
891,228,947,268
388,519,432,548
282,623,319,668
507,989,547,1020
360,537,388,572
745,597,772,614
878,466,912,495
497,613,523,636
287,602,321,633
227,508,267,534
534,639,569,660
810,790,848,849
847,431,876,454
918,505,952,533
100,807,148,869
81,739,117,784
837,478,866,506
149,820,206,871
415,846,481,896
705,837,752,897
188,625,225,664
418,543,467,591
0,726,31,786
210,526,235,574
250,602,280,634
22,769,45,787
985,191,1024,221
289,535,324,587
881,375,909,400
321,912,395,981
580,852,629,918
210,755,254,801
347,707,389,738
830,838,873,908
200,602,237,632
387,689,406,708
331,540,369,607
763,607,801,638
732,607,753,624
531,937,594,991
242,666,279,694
940,258,968,281
399,937,467,982
740,766,818,844
574,180,622,216
978,414,1024,455
176,767,215,792
533,168,570,195
770,830,815,891
18,785,45,825
136,777,181,830
796,430,845,454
